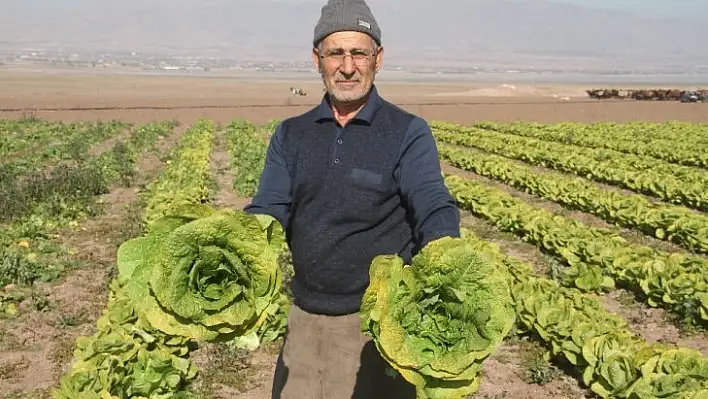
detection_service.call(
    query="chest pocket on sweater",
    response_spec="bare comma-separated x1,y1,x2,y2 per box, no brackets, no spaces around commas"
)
344,167,392,221
350,168,383,190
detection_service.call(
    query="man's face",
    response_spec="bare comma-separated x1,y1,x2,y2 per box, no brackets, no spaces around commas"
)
313,31,383,103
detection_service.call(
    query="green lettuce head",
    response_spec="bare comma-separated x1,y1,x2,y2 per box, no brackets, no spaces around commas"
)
360,236,516,399
116,205,286,343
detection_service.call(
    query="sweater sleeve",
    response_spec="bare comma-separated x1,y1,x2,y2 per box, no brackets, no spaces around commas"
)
243,124,292,231
395,117,461,253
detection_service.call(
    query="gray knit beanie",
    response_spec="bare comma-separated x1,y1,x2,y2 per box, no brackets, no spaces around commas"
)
313,0,382,47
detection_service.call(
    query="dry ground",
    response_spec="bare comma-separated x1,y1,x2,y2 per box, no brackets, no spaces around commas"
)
1,67,707,399
1,68,707,125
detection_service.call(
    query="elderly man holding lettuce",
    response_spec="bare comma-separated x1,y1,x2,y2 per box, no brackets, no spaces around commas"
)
243,0,462,397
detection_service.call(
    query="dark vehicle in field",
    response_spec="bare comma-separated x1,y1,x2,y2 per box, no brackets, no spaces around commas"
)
587,88,707,102
680,91,701,103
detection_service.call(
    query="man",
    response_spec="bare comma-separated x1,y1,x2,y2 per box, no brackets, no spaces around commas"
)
244,0,461,397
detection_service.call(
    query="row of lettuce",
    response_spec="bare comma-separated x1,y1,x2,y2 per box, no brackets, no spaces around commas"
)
0,117,77,156
433,122,708,249
1,119,129,181
432,122,708,213
474,120,708,169
436,144,708,255
1,120,176,317
431,123,708,327
430,121,708,397
54,120,219,398
53,119,288,398
443,171,708,325
226,119,269,197
428,121,708,395
460,227,708,399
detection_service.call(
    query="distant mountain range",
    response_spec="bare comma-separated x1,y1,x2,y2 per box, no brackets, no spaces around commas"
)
1,0,704,69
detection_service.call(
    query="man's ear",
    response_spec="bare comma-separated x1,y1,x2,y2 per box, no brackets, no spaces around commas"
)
374,45,384,72
312,47,322,72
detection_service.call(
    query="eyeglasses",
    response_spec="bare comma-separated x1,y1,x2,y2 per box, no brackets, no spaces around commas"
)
319,48,378,65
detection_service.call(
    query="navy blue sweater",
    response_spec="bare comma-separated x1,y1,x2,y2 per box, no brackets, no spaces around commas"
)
244,85,460,315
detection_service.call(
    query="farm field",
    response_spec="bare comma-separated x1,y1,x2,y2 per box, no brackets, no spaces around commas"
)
1,72,708,399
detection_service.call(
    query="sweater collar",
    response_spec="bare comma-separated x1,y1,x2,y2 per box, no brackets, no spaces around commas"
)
315,85,383,125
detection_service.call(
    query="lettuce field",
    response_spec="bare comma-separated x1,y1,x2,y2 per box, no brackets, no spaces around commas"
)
1,115,708,399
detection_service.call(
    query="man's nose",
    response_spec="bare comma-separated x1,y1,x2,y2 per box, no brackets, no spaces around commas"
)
339,56,356,75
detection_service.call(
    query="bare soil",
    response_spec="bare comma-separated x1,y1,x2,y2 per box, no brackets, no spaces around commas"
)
473,340,590,399
2,69,707,126
208,128,251,211
601,290,708,357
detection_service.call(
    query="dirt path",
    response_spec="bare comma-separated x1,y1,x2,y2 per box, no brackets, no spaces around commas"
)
600,290,708,357
0,125,184,397
460,213,558,276
208,128,251,211
473,339,590,399
189,343,280,399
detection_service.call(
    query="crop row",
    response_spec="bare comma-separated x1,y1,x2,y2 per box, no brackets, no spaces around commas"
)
54,120,216,398
438,144,708,254
462,227,708,398
0,118,86,157
432,123,708,212
444,173,708,328
474,121,708,168
0,118,128,158
226,119,291,348
144,119,215,224
54,119,290,398
1,119,130,178
0,120,175,226
225,119,268,197
0,121,175,304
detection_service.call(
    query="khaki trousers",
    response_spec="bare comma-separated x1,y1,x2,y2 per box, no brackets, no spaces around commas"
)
271,304,416,399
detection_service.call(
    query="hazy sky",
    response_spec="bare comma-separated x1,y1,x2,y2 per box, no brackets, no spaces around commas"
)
8,0,708,20
270,0,706,21
9,0,706,21
283,0,706,21
551,0,707,21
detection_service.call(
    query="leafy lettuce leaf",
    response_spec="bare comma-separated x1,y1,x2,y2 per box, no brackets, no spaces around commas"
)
116,206,286,343
360,236,515,399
